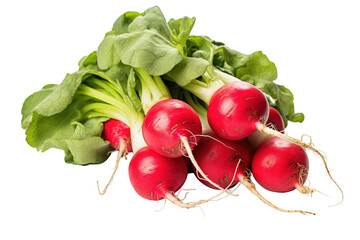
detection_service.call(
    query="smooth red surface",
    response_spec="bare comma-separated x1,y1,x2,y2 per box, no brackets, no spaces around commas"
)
103,119,132,152
207,81,269,140
128,147,188,200
267,107,285,132
251,137,309,193
192,133,253,189
142,99,202,158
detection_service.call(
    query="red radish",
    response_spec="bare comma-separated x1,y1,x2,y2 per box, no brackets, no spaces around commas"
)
192,132,315,214
142,99,231,192
206,81,343,202
251,137,313,194
248,106,285,151
103,118,132,152
192,133,252,190
142,99,201,158
97,119,132,195
266,106,285,132
128,146,208,208
207,81,269,140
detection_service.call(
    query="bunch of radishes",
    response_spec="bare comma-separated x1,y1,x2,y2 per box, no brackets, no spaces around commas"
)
21,6,342,215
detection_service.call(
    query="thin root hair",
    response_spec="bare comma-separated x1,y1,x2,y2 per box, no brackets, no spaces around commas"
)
154,197,168,212
192,133,237,151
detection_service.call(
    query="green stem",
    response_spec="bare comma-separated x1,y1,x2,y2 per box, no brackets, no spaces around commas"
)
89,78,123,101
135,68,171,113
83,103,130,126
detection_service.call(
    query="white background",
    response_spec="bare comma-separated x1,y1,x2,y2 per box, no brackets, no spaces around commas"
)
1,0,359,239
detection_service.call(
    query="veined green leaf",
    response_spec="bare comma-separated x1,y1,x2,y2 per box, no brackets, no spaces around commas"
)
114,30,183,75
166,57,209,86
97,35,121,70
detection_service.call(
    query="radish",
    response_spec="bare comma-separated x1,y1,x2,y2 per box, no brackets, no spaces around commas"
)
103,118,132,152
128,146,210,208
142,98,201,158
251,137,313,194
97,119,132,195
192,132,315,214
130,68,232,192
248,106,285,151
265,106,285,132
183,75,343,203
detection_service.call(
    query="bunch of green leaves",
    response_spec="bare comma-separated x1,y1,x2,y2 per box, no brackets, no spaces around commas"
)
96,6,303,126
21,53,142,165
97,6,208,78
21,5,305,165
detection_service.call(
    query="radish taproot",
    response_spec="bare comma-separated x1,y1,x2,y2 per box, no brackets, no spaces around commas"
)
192,132,315,214
97,119,132,195
251,137,313,194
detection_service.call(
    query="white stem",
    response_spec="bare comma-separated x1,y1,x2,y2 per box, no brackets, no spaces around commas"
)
130,115,147,153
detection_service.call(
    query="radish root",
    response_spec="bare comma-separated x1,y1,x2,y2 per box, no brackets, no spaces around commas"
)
256,123,344,206
162,159,243,209
239,175,316,215
97,140,127,195
164,184,238,209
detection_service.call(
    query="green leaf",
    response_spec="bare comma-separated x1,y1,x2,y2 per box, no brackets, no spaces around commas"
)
186,35,214,62
168,16,196,47
112,11,140,34
30,71,89,117
166,57,209,86
235,51,277,87
26,109,111,165
128,6,173,40
114,30,183,75
260,82,304,126
97,35,121,70
64,137,112,165
21,84,58,129
214,46,250,72
78,51,98,70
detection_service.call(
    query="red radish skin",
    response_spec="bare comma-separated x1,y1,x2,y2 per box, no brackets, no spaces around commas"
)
251,137,312,194
97,119,132,195
207,81,269,141
128,147,209,208
142,99,232,192
266,106,285,132
129,147,187,200
248,106,285,151
192,133,315,215
192,133,252,190
142,99,201,158
103,118,132,152
207,81,343,203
